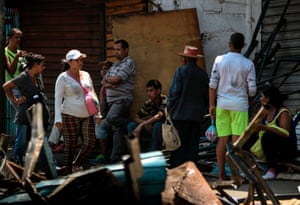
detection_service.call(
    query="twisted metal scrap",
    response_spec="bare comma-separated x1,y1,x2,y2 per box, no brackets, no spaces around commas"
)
22,103,45,182
0,133,17,180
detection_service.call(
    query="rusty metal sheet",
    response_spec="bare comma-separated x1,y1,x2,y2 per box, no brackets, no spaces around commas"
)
161,161,222,205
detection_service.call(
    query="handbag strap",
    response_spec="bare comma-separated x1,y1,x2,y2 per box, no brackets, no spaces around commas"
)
164,107,173,125
67,70,88,94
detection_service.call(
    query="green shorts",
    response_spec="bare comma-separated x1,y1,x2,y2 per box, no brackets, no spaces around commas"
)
216,107,248,137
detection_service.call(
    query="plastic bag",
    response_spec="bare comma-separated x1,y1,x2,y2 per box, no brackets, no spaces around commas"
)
205,119,217,141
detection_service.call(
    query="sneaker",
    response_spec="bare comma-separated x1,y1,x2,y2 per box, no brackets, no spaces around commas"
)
72,165,84,173
95,154,105,160
56,166,68,176
89,154,107,165
262,169,276,180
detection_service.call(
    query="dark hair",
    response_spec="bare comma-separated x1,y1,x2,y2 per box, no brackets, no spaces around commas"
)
23,52,45,70
262,83,288,107
61,59,70,71
230,32,245,50
115,39,129,49
185,56,197,63
146,80,162,90
7,27,22,37
6,27,22,46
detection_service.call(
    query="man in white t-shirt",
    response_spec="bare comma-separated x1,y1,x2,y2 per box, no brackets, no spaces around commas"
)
209,32,257,181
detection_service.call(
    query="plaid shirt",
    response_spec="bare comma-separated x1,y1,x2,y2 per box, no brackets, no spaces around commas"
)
137,94,167,120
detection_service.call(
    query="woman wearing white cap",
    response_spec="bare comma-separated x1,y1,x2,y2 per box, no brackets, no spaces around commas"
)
54,49,102,174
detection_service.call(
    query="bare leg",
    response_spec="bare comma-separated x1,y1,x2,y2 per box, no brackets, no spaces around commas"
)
216,136,230,180
100,138,108,158
231,135,239,143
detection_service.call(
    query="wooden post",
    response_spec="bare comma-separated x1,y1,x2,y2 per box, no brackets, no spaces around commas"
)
233,106,266,149
225,105,280,205
0,0,5,133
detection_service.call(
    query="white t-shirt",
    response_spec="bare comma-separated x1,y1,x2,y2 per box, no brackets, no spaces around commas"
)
209,52,257,112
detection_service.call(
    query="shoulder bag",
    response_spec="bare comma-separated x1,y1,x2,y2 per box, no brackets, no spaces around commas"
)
67,71,99,115
162,107,181,151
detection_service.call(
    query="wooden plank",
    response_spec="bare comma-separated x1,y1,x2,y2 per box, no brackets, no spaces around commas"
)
111,8,206,116
233,106,267,149
106,4,146,16
106,34,114,42
276,172,300,180
105,0,144,8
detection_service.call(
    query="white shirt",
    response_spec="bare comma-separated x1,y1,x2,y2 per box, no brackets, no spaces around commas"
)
209,52,257,112
54,70,96,123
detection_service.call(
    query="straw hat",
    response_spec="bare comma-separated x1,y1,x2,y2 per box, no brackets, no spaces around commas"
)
177,45,204,58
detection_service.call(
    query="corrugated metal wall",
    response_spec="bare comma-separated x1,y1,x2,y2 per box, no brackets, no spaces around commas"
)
3,0,148,135
19,0,105,129
3,8,20,138
257,0,300,149
258,0,300,114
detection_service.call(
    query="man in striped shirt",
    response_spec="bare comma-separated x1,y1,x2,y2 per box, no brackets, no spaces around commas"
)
101,39,136,163
127,80,167,152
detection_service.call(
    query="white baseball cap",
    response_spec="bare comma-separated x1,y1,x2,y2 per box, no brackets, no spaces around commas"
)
65,49,87,61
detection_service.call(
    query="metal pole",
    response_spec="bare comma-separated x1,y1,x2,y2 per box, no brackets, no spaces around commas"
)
244,0,271,58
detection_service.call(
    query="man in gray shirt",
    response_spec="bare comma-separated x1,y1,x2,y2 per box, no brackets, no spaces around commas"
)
101,39,136,163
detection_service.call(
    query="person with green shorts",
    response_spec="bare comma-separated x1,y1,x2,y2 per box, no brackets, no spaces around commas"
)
209,32,257,181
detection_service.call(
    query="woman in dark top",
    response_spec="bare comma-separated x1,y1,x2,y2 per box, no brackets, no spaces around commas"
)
2,52,49,165
246,84,297,180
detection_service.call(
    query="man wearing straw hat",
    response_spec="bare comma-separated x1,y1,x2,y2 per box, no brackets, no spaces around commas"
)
167,45,209,168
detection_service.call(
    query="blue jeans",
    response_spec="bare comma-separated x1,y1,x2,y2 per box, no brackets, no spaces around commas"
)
127,121,163,152
105,100,131,163
95,119,112,139
10,88,21,111
14,123,28,165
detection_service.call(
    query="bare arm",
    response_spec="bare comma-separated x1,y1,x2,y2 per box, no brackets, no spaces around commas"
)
132,111,164,137
209,87,216,118
101,76,122,88
5,50,25,75
258,110,291,138
2,81,26,105
136,111,164,127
